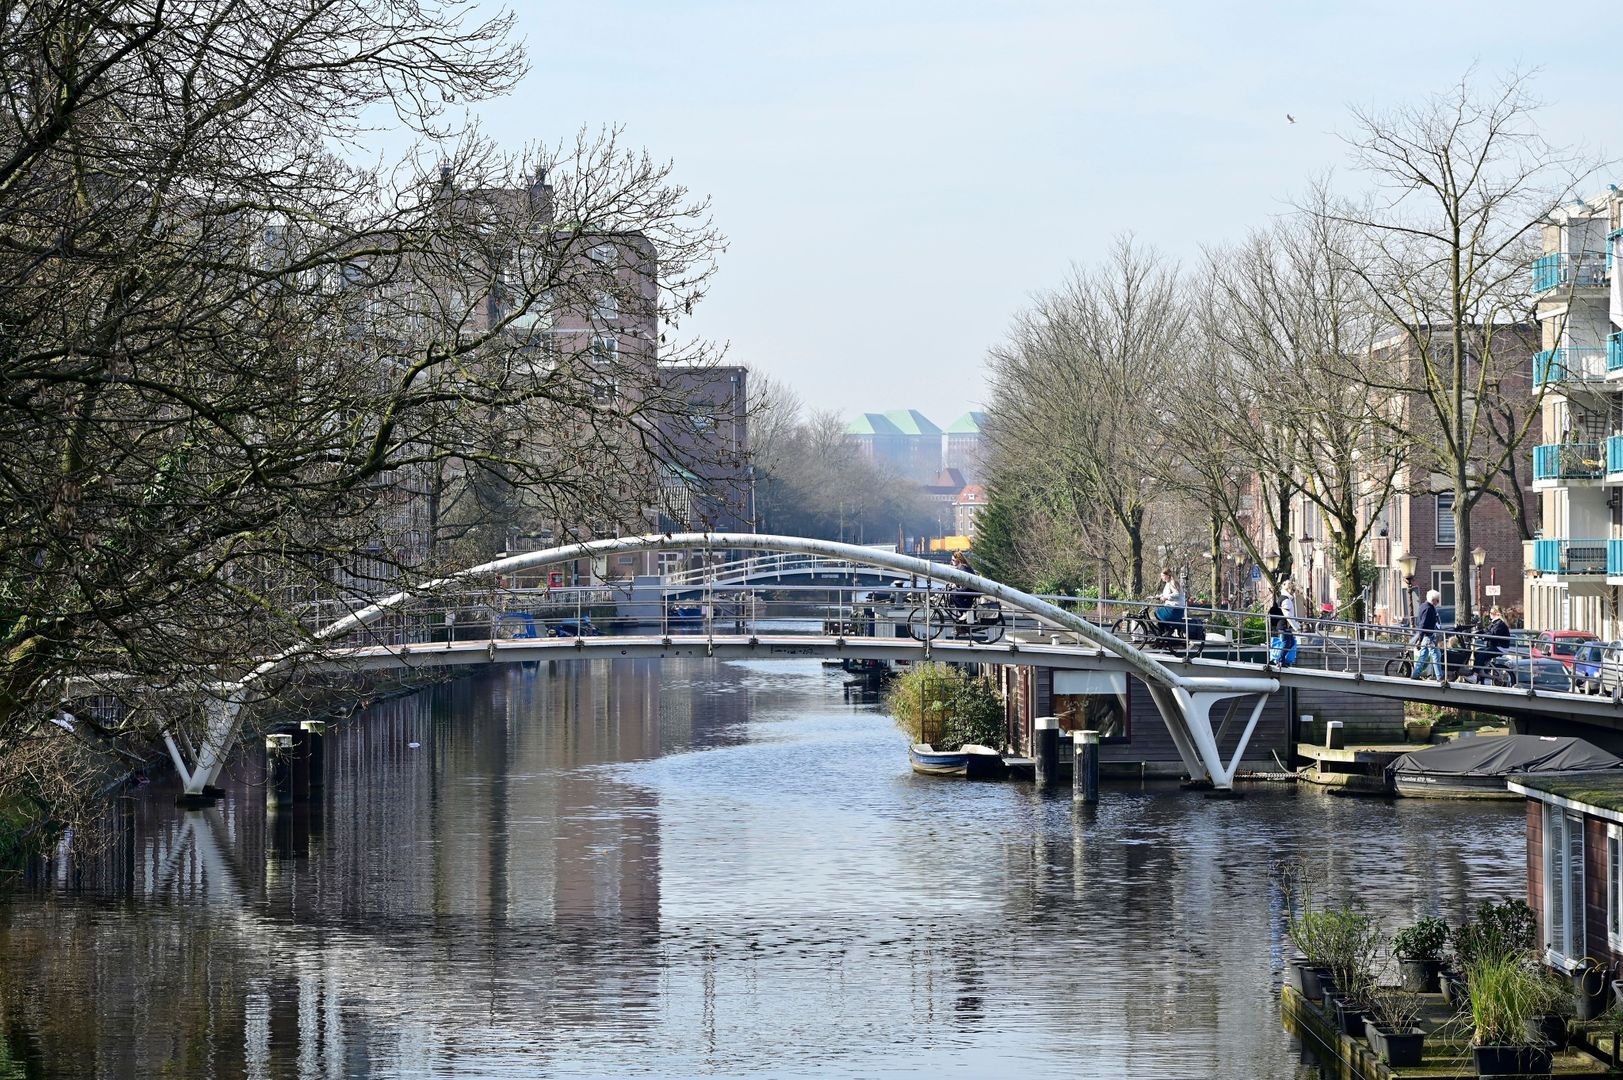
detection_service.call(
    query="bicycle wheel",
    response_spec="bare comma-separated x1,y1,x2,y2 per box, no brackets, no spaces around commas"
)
907,605,946,642
1384,655,1413,679
1109,615,1151,645
970,618,1005,645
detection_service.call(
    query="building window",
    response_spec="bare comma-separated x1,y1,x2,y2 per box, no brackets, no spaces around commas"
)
1609,825,1623,951
1545,804,1586,962
1430,569,1456,609
589,243,617,266
1436,492,1456,545
595,292,618,322
588,336,617,366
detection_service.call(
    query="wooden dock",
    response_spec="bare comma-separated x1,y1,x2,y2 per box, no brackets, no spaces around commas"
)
1282,984,1610,1078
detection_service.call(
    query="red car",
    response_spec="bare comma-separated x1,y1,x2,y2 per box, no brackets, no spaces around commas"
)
1532,630,1600,670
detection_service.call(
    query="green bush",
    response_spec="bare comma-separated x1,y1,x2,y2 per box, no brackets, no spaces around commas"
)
1450,899,1536,970
886,664,1004,751
1392,916,1448,961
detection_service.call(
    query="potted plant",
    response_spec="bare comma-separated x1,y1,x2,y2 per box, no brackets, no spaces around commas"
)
1363,988,1426,1067
1447,899,1537,1010
1468,956,1560,1077
1322,906,1382,1037
1392,916,1448,993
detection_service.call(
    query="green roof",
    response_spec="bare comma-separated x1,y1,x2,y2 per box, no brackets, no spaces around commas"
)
946,410,986,434
846,413,901,436
1511,772,1623,814
882,409,940,436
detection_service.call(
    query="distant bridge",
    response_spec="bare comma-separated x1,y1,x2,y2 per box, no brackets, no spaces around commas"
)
150,532,1618,801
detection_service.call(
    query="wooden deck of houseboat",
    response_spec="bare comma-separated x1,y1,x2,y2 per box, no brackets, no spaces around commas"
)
1282,985,1611,1078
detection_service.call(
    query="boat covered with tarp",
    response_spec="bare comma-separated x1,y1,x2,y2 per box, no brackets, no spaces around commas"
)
1391,735,1623,798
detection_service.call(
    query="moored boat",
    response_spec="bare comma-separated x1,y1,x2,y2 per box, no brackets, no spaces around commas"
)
1391,735,1623,798
909,743,970,777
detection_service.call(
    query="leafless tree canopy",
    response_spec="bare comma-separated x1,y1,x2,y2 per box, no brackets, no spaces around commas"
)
0,1,726,792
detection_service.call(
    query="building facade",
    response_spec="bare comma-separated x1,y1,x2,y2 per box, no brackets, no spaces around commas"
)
1524,190,1623,636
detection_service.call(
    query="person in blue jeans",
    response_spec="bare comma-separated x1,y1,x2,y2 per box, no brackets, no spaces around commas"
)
1154,568,1186,628
1413,589,1445,680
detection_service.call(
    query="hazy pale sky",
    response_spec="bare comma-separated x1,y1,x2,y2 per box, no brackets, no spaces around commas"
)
467,0,1613,423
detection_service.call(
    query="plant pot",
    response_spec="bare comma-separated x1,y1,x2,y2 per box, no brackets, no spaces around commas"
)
1333,996,1368,1038
1298,965,1328,1002
1613,977,1623,1010
1398,956,1443,993
1316,968,1339,1000
1523,1013,1567,1050
1364,1020,1426,1067
1284,956,1309,996
1573,962,1610,1020
1441,969,1469,1007
1472,1043,1551,1077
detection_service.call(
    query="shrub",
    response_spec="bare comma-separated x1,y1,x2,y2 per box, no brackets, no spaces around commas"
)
1450,900,1536,970
1467,957,1563,1047
1392,916,1449,961
886,664,1004,751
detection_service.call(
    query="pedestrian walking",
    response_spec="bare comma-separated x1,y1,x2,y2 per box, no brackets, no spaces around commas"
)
1413,589,1444,681
1268,583,1298,667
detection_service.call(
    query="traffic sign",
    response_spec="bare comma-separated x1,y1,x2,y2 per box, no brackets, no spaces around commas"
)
1484,584,1502,597
1250,565,1261,581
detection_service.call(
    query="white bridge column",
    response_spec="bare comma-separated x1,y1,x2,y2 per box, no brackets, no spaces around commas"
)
1146,677,1279,790
165,687,246,801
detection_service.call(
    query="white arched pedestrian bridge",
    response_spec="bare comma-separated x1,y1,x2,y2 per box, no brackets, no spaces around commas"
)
158,533,1623,801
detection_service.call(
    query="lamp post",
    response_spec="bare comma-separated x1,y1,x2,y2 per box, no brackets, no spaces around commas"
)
1472,545,1487,620
1396,553,1418,625
1232,552,1245,608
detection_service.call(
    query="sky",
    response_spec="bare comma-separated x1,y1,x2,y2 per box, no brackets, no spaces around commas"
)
460,0,1614,424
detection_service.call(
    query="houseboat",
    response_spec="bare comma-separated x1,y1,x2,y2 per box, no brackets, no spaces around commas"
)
1508,772,1623,974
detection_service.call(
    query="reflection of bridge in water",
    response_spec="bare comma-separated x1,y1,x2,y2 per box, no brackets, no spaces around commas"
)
153,533,1623,800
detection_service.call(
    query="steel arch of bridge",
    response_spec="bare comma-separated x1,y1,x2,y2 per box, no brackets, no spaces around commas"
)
170,533,1277,796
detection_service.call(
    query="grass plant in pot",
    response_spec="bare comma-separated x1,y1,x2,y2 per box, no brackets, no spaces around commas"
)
1468,957,1560,1077
1391,916,1448,993
1448,899,1538,1012
1362,988,1426,1067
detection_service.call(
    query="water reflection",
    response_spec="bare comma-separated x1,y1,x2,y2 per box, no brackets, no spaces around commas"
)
0,658,1523,1078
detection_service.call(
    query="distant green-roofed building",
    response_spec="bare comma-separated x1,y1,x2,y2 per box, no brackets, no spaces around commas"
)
946,411,986,434
944,411,986,483
843,409,941,482
881,409,942,437
845,413,902,437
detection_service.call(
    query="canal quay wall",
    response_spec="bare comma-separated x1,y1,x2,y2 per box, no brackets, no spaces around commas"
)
998,664,1404,779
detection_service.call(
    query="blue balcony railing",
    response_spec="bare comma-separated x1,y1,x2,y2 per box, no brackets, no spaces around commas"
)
1535,347,1608,387
1611,540,1623,577
1534,538,1610,575
1610,331,1623,373
1534,442,1604,480
1533,251,1610,293
1609,436,1623,475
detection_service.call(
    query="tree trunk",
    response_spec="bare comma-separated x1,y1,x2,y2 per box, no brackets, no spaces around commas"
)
1126,509,1145,597
1331,534,1365,624
1454,470,1472,626
1208,513,1223,610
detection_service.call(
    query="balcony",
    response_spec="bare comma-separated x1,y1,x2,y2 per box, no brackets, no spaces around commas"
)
1534,442,1604,482
1534,538,1610,575
1611,331,1623,373
1533,250,1609,293
1613,540,1623,577
1534,347,1608,388
1609,436,1623,476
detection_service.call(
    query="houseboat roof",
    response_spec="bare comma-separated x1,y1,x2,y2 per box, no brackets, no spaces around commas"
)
1509,771,1623,816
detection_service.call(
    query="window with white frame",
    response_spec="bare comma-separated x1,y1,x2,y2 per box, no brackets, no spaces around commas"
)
1609,824,1623,951
1435,492,1457,545
1545,804,1586,962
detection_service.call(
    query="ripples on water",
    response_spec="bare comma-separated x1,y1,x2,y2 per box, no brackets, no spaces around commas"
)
0,659,1524,1078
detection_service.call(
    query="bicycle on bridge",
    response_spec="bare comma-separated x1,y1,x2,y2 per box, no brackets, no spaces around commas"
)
904,589,1006,644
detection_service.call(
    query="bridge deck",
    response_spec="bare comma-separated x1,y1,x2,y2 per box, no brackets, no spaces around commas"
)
313,633,1623,724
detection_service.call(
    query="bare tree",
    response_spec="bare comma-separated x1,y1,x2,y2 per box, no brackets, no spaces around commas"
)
0,3,724,819
985,238,1181,596
1320,70,1599,622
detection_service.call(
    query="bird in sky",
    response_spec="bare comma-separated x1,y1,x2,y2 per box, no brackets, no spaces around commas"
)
1286,114,1297,124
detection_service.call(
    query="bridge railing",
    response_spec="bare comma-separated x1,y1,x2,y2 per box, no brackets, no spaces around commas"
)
297,577,1594,698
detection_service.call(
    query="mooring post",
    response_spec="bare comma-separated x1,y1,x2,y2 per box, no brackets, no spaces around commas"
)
1074,729,1099,804
1034,716,1059,790
265,733,294,810
295,720,326,798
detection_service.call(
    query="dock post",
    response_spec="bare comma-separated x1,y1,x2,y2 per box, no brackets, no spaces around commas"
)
1034,716,1059,790
265,733,294,810
295,720,326,798
1074,729,1099,804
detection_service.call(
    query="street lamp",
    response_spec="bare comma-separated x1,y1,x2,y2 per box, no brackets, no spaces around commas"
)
1472,545,1488,618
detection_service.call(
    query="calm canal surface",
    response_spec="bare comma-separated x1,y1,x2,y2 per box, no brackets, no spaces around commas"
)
1,659,1523,1079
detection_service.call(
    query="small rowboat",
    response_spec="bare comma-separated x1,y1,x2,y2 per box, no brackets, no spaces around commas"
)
909,743,1004,779
909,743,969,776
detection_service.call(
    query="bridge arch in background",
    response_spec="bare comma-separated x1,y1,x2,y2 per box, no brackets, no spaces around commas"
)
172,533,1277,796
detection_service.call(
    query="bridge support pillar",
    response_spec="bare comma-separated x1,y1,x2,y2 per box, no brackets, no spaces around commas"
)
1146,677,1279,790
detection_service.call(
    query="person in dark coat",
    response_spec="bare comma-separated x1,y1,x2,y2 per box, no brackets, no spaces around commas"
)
1413,589,1444,680
1267,588,1296,667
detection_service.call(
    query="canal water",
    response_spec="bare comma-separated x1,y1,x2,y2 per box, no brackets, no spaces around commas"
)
1,659,1523,1078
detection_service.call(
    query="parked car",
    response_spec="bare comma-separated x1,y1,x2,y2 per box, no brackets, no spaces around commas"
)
1531,630,1599,671
1593,643,1623,698
1492,655,1579,692
1572,641,1623,694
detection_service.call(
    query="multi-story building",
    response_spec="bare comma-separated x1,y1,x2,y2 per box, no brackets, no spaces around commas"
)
943,411,987,484
844,410,945,483
1524,189,1623,634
